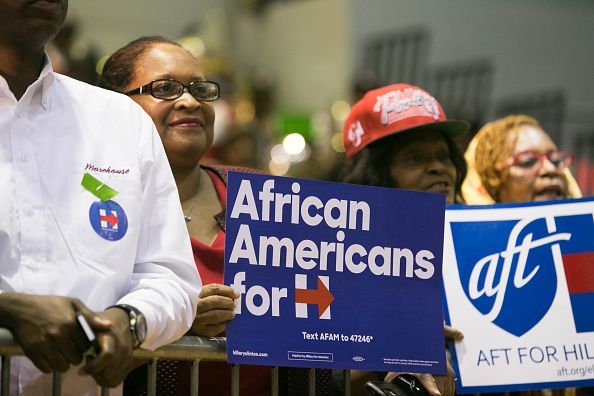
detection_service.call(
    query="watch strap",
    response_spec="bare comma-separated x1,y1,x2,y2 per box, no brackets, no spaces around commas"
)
108,304,146,348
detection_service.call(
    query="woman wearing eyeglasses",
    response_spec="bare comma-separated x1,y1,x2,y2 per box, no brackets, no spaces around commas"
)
462,115,585,396
99,36,270,396
463,118,587,396
462,114,581,204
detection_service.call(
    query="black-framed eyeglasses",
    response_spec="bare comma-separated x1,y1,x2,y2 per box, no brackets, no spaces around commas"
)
124,79,220,101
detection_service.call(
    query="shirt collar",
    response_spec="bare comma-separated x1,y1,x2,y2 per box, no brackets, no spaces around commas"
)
0,52,54,109
37,53,54,110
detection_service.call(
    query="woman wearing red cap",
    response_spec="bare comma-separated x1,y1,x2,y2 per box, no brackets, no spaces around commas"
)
341,83,469,396
342,83,468,205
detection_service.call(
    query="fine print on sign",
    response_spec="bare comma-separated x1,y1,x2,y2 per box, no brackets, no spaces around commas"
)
224,171,448,373
443,197,594,393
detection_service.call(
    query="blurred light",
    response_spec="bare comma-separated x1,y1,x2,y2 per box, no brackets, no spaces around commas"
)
290,145,311,163
282,133,306,155
95,55,109,75
331,132,345,153
69,39,89,62
271,144,290,165
235,100,256,124
269,159,290,176
178,36,206,58
331,100,351,121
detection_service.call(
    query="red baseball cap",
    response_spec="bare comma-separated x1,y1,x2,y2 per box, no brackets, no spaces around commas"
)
343,83,470,158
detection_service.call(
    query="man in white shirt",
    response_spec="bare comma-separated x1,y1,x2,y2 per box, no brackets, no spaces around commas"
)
0,0,201,394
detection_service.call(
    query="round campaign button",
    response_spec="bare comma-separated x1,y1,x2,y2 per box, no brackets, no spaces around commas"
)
88,200,128,241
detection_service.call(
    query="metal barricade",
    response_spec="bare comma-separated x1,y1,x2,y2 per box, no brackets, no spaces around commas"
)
0,328,351,396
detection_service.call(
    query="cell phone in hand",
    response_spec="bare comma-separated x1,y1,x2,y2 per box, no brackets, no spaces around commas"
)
365,374,429,396
75,312,100,355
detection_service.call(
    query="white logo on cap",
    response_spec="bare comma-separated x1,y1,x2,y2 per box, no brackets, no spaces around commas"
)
373,88,440,126
347,121,365,147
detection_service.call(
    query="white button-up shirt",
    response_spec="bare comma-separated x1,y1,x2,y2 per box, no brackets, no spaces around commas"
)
0,58,201,395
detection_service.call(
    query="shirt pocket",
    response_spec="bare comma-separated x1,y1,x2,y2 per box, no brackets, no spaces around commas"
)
69,176,142,268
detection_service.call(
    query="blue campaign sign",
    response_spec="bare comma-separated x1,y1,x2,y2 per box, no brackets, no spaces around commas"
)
442,197,594,393
224,171,447,373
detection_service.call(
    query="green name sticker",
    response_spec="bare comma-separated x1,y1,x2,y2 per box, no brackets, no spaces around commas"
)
81,172,118,202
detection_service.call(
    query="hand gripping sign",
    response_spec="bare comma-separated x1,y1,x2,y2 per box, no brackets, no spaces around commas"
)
224,172,447,373
443,197,594,393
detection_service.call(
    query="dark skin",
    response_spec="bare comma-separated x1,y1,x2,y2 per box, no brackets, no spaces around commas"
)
0,0,67,98
0,0,134,388
349,130,463,396
124,43,238,337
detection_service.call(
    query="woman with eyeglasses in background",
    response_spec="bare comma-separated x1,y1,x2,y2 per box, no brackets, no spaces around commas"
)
462,114,581,204
99,36,270,396
462,119,587,396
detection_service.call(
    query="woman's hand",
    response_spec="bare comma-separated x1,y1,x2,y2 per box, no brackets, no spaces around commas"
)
444,324,464,341
189,283,239,337
384,358,456,396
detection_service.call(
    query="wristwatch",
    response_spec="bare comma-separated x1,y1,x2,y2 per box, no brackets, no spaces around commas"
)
109,304,147,348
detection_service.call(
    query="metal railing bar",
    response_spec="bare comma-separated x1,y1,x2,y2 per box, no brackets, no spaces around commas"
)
308,368,315,396
344,369,351,396
271,366,279,396
1,356,10,396
147,358,157,396
0,330,227,362
0,329,358,396
51,372,61,396
133,336,227,361
190,359,199,396
231,364,239,396
0,329,21,356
